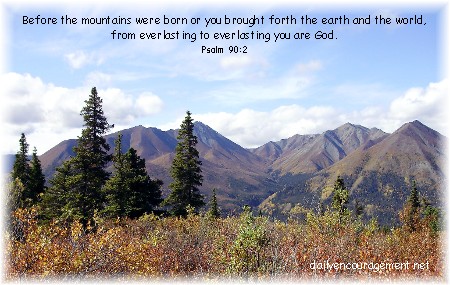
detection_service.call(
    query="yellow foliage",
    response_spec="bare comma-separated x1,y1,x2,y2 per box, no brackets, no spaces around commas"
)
5,208,444,280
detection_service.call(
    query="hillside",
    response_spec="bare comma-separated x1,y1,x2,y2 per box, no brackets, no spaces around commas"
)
39,122,274,213
34,120,446,223
251,123,388,174
259,121,446,224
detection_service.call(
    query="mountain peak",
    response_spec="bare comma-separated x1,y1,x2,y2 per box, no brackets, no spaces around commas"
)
335,122,368,132
396,120,441,137
193,121,223,147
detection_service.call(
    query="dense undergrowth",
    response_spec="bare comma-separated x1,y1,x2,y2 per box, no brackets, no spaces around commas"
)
5,207,444,281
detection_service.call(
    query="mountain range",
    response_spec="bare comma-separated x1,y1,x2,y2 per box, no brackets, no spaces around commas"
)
12,120,447,224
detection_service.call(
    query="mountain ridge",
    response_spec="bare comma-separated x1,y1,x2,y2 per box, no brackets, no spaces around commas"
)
14,120,446,221
258,120,446,224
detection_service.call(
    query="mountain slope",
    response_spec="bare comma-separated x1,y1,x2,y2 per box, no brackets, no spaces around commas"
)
37,120,445,222
39,122,273,213
259,120,446,225
252,123,388,174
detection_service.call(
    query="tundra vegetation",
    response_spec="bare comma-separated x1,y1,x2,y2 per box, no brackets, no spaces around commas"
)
5,88,443,280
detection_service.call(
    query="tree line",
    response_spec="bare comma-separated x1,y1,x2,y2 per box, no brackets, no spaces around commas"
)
8,87,220,232
7,87,439,234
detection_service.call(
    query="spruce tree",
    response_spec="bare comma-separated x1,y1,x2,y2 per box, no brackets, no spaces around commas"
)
10,134,44,208
404,180,421,232
207,188,220,218
103,133,127,218
125,148,163,217
407,180,420,210
40,161,73,223
11,133,31,204
28,147,46,202
62,87,113,228
103,134,162,218
331,175,349,223
163,111,204,216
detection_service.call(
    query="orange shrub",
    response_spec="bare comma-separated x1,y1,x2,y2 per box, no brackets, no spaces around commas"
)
5,208,444,281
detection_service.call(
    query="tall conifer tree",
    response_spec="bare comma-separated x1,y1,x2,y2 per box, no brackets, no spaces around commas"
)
28,147,46,202
404,180,421,232
61,87,113,228
207,188,220,218
163,111,204,216
103,134,163,218
40,161,73,223
331,176,349,223
12,133,30,192
11,133,44,208
125,148,163,217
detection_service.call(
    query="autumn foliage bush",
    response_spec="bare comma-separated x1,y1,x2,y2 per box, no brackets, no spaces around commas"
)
5,207,444,281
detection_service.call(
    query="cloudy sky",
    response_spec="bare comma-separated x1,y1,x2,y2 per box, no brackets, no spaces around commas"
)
1,0,448,155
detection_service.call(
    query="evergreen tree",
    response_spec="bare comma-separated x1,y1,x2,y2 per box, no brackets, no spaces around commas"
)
61,87,113,229
423,205,441,233
103,134,162,218
11,133,31,204
10,134,44,208
207,188,220,218
163,111,204,216
125,148,163,217
331,175,349,223
407,180,420,210
403,180,421,232
28,147,46,202
40,161,73,223
103,133,127,218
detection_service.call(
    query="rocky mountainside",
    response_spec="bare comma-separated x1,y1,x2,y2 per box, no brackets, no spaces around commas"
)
39,122,273,213
258,120,446,224
251,123,388,174
34,120,446,223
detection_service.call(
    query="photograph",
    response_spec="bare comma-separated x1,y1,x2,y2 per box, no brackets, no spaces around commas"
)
1,0,447,282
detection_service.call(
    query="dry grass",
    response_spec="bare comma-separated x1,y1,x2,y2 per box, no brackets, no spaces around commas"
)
5,208,445,281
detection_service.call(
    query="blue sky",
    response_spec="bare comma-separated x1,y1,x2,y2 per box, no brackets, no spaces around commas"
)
1,0,448,154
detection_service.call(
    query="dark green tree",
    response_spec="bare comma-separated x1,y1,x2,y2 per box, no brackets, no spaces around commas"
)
28,147,46,202
207,188,220,218
402,180,421,232
102,133,127,218
163,111,204,216
422,205,441,233
40,161,73,223
10,133,44,208
103,134,163,218
331,175,349,223
407,180,420,210
11,133,31,206
61,87,113,229
125,148,163,217
12,133,30,183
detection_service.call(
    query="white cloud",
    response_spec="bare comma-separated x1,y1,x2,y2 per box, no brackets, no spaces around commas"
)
3,72,445,154
64,50,104,69
135,93,164,116
183,105,341,148
170,79,448,148
1,73,164,154
389,80,446,121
